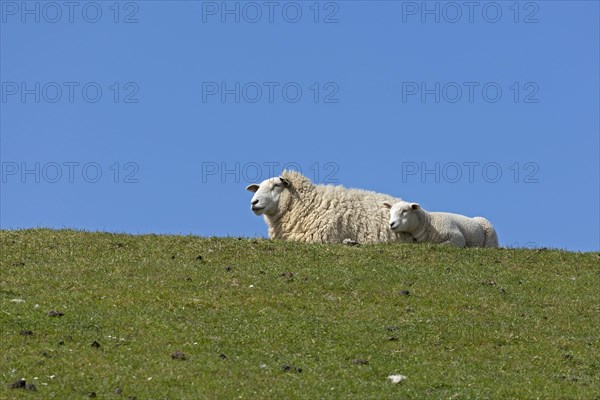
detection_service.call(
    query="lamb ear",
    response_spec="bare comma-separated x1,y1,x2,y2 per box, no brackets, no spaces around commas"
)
279,177,290,187
382,201,392,209
246,184,260,193
410,203,421,210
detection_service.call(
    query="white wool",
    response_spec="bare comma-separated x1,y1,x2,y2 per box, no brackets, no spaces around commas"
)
246,171,413,244
384,200,499,248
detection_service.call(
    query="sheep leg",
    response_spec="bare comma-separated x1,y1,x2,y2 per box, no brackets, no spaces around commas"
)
441,235,466,248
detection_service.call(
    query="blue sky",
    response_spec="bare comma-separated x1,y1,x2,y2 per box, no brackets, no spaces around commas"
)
1,1,598,251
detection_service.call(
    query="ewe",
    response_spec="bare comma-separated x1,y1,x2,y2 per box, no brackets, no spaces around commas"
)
246,170,412,244
383,201,499,248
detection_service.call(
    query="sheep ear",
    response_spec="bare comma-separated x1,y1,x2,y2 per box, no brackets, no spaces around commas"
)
383,201,392,209
410,203,420,210
279,177,290,187
246,184,259,193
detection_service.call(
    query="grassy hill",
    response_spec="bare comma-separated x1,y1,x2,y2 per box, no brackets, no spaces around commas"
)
1,229,598,399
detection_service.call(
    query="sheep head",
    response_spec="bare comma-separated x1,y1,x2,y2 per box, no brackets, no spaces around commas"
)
246,176,290,216
384,201,421,232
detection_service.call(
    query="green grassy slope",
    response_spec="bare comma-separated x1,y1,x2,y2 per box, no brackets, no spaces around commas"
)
1,229,599,399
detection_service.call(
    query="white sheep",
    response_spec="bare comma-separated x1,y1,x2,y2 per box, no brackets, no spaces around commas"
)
246,170,413,244
383,200,499,248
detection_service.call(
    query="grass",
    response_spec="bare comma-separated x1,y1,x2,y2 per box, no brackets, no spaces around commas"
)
1,229,599,399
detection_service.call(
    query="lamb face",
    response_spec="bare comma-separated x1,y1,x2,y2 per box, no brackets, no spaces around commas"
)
246,177,290,216
384,201,421,232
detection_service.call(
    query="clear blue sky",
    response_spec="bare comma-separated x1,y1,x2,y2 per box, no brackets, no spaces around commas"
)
1,1,598,251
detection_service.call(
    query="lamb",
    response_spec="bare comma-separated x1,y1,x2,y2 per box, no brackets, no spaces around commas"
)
383,200,499,248
245,170,413,244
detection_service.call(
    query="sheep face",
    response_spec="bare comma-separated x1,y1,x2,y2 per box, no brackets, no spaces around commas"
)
246,177,290,216
383,201,421,232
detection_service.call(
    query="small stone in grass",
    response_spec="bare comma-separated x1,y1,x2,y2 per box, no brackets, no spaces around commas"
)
8,379,36,391
88,392,97,398
47,310,64,317
399,290,410,296
9,379,26,389
281,365,302,373
387,336,399,341
91,341,101,348
219,353,227,359
20,330,33,336
388,374,407,384
195,255,203,261
171,351,186,360
280,272,294,281
114,387,122,395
